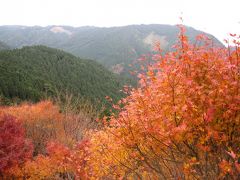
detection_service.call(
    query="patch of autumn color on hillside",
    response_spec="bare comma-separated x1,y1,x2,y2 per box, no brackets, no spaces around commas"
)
0,101,67,155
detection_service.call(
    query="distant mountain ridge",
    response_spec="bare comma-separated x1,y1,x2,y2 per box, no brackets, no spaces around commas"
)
0,24,223,74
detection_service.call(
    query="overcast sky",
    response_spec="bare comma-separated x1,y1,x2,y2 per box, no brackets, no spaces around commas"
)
0,0,239,43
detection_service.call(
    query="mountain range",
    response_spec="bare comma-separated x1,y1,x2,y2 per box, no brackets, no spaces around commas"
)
0,24,223,74
0,24,224,110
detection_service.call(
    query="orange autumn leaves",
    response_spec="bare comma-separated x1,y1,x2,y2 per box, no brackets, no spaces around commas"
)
0,101,91,179
21,140,91,179
0,28,240,179
85,30,240,178
1,101,66,155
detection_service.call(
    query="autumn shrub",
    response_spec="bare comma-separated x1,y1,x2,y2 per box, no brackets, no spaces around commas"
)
0,101,64,155
84,28,240,179
16,139,90,179
0,100,94,157
0,114,33,177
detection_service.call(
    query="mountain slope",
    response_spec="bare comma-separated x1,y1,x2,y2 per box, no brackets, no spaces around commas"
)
0,24,223,74
0,46,126,108
0,41,10,51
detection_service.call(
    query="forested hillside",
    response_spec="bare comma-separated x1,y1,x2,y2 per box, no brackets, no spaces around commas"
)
0,46,127,108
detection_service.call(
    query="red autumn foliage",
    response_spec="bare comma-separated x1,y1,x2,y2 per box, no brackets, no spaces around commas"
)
0,100,92,155
0,115,33,174
18,139,91,179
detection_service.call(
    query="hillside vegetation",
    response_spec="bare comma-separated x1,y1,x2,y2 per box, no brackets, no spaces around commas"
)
0,46,127,108
1,28,239,180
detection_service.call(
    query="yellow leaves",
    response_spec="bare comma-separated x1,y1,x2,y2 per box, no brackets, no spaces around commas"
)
23,156,54,179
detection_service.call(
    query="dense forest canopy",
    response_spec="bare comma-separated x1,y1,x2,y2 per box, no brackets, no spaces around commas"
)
0,46,128,109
